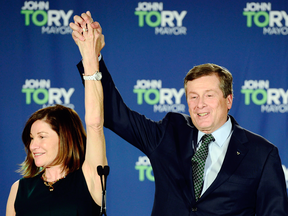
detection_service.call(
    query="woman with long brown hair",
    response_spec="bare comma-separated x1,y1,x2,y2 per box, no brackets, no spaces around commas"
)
6,11,106,216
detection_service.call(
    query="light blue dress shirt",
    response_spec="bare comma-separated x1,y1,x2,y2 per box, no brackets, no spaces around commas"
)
196,117,232,195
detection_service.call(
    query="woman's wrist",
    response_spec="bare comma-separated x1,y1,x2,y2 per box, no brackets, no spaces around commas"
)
83,59,99,75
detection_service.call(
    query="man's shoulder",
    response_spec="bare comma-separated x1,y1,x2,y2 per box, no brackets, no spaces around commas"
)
164,112,190,120
163,112,194,127
233,120,275,150
244,127,273,145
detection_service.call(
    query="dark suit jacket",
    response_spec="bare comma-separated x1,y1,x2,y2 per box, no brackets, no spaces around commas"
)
78,58,288,216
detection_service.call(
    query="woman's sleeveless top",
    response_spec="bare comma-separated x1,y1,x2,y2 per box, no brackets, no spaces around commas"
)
15,168,100,216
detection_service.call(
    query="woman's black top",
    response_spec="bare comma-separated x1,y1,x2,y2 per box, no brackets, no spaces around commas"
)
15,168,100,216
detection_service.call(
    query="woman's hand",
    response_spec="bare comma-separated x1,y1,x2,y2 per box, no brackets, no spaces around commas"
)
70,11,105,61
77,20,105,69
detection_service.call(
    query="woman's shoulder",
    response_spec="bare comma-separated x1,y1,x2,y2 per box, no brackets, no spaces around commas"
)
10,180,20,200
9,180,20,196
12,179,19,188
17,173,42,191
6,180,20,216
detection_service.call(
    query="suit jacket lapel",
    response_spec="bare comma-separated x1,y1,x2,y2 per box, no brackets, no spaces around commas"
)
178,117,197,203
200,117,249,200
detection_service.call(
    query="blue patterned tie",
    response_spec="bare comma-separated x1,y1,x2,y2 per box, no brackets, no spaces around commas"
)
192,134,215,201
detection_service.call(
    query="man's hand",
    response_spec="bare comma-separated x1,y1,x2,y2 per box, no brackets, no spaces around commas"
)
70,11,101,44
70,11,105,56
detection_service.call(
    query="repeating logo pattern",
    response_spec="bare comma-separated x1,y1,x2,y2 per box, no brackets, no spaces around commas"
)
133,79,186,113
243,2,288,35
135,2,187,35
241,80,288,113
22,79,75,108
21,1,73,34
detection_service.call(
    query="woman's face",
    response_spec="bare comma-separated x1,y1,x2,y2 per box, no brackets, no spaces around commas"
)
29,120,60,168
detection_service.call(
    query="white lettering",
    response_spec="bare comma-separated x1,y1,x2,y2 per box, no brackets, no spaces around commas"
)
135,2,163,11
60,10,74,26
47,10,73,26
161,11,174,27
241,80,269,89
49,88,62,104
267,88,281,105
22,79,51,89
281,11,288,27
160,88,173,104
61,88,75,104
48,10,61,26
22,1,49,10
173,88,185,104
270,11,283,27
41,26,72,34
155,26,187,35
136,156,151,165
48,88,74,104
244,2,271,12
173,11,187,27
261,104,288,113
159,88,185,104
263,27,288,35
134,80,162,89
161,11,187,27
153,104,185,112
279,89,288,104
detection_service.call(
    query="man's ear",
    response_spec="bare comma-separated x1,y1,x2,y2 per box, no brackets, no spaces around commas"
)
227,94,233,109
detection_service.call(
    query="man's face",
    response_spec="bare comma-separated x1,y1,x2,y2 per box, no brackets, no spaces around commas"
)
186,74,233,133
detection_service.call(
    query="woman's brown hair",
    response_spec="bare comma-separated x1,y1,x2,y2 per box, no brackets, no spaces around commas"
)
20,104,86,178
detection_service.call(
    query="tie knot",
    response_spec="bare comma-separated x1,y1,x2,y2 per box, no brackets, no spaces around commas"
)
201,134,215,145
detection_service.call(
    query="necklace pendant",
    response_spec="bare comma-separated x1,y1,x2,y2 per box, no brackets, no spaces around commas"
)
41,171,67,192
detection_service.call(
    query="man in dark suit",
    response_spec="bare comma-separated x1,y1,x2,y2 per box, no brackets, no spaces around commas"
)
70,12,288,215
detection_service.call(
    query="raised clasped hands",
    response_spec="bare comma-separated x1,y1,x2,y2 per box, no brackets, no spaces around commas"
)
70,11,105,64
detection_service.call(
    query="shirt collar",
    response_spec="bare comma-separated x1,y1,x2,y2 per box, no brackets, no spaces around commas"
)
198,116,232,147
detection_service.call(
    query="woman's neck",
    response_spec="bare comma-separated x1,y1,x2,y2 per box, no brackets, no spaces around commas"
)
44,165,67,182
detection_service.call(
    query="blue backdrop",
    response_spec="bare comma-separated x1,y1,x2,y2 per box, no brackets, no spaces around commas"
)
1,0,287,215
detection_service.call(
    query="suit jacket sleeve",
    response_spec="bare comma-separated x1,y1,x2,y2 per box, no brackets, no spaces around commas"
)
77,57,166,156
256,145,288,215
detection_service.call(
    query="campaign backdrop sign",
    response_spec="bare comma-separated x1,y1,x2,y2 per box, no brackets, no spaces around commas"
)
0,1,287,215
